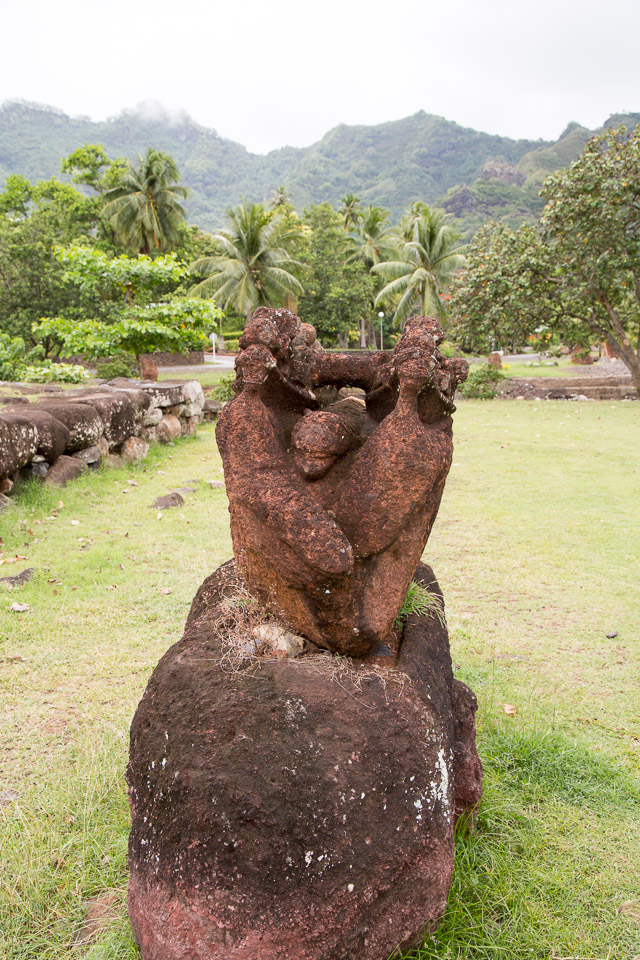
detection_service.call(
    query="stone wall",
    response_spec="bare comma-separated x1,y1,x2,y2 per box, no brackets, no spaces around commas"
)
0,378,208,495
141,350,205,366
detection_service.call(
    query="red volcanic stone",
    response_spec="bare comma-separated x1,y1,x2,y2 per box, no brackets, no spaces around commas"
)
216,309,468,657
127,561,482,960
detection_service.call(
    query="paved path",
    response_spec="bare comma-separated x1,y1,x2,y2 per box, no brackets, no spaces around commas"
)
158,357,236,377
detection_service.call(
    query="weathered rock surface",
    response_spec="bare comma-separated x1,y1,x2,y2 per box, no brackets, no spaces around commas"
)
33,402,104,452
152,491,184,510
156,415,182,444
121,436,149,463
217,309,469,657
12,408,71,463
73,443,104,465
0,413,39,476
127,561,482,960
0,379,206,487
45,454,88,485
203,397,223,420
70,394,135,448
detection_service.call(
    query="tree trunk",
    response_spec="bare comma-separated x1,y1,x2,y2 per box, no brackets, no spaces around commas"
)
595,292,640,398
360,316,367,349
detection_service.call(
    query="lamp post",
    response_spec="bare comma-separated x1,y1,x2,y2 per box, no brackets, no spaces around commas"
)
378,311,384,351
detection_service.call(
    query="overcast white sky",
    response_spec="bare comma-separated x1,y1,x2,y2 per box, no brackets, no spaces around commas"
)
2,0,638,153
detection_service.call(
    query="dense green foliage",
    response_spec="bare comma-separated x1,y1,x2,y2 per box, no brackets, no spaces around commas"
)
34,297,220,372
3,101,638,231
458,363,505,399
0,174,106,343
297,204,374,346
373,204,465,323
450,126,640,394
102,148,188,254
0,332,43,380
22,361,91,383
189,200,305,321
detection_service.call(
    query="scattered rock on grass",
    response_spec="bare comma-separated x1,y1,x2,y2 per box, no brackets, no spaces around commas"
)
0,568,34,588
152,492,184,510
9,602,30,613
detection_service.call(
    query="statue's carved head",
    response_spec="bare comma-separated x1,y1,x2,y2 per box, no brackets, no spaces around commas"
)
291,397,366,480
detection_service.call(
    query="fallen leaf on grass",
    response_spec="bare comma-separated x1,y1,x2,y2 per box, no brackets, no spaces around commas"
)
73,890,121,947
618,900,640,923
128,479,138,486
503,704,517,716
57,500,64,509
160,587,172,595
157,512,163,520
9,603,30,613
105,585,117,591
70,520,80,526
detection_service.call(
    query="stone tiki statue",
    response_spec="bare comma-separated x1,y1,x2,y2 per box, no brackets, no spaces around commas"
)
216,307,468,656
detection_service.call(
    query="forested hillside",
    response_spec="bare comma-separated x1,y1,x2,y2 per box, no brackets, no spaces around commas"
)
1,100,638,233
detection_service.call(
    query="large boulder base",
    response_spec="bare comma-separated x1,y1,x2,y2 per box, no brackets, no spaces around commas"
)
127,561,482,960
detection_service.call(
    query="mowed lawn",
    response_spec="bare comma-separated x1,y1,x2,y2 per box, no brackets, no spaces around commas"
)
1,401,639,960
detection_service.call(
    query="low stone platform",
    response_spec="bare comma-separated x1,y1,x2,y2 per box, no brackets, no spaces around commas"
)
127,560,482,960
498,374,636,401
0,378,210,494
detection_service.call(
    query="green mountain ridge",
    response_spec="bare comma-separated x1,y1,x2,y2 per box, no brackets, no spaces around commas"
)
1,100,638,234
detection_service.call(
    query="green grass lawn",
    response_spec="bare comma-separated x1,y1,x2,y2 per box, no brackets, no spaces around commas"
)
1,402,639,959
157,367,232,388
500,357,590,378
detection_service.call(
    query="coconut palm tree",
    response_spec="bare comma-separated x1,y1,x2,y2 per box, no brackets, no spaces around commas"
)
373,206,465,325
102,149,187,255
339,193,361,232
189,200,304,322
349,204,395,269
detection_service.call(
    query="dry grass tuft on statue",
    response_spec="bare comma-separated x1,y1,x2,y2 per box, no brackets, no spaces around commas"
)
127,308,482,960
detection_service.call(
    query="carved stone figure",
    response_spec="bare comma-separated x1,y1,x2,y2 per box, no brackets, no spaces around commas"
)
216,308,468,656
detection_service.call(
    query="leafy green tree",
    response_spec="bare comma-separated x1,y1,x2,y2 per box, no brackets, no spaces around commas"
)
56,244,188,306
189,200,304,322
34,298,221,375
0,175,100,343
373,205,465,325
449,126,640,395
61,143,127,194
102,148,188,255
447,221,556,353
539,125,640,391
297,204,374,347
